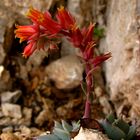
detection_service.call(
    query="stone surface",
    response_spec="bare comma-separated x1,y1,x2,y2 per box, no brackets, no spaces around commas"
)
0,133,19,140
73,127,109,140
1,90,22,103
22,107,32,126
0,44,6,64
100,0,140,120
45,55,84,89
26,49,48,69
0,117,11,126
35,110,49,126
0,68,12,92
2,126,13,133
1,103,22,119
19,125,31,136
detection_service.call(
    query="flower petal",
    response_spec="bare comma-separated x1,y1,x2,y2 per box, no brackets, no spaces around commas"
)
56,6,76,30
23,42,36,57
90,52,111,67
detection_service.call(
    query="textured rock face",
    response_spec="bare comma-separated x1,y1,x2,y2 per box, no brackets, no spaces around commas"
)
73,127,109,140
102,0,140,120
45,55,84,89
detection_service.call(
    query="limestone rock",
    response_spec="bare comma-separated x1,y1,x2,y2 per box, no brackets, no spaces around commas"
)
22,107,32,126
19,125,31,136
73,127,109,140
0,67,12,92
100,0,140,120
0,133,19,140
68,0,83,25
0,117,11,126
1,90,22,103
2,126,13,133
0,44,6,64
45,55,84,89
1,103,22,119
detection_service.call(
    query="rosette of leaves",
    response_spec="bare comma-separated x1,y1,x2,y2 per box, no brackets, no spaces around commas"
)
100,114,136,140
34,120,80,140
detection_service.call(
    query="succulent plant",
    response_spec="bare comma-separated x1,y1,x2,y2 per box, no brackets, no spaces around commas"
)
100,114,136,140
34,120,80,140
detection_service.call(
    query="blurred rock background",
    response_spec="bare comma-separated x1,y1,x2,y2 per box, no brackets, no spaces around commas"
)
0,0,140,139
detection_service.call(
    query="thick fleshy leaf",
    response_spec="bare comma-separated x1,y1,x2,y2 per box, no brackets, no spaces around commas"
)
35,134,61,140
71,121,80,131
127,125,136,140
101,120,126,140
53,128,70,140
113,119,130,134
106,113,116,124
61,120,73,132
54,121,63,130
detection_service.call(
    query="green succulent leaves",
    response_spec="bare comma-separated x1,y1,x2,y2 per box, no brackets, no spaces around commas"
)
100,114,136,140
35,120,80,140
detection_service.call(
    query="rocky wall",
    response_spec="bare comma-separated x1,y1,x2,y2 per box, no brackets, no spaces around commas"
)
101,0,140,123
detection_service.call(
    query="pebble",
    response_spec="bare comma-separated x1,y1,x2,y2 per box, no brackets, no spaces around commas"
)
46,55,84,89
2,126,13,133
0,133,19,140
1,90,22,103
22,107,32,126
20,125,31,136
1,103,22,119
35,110,48,126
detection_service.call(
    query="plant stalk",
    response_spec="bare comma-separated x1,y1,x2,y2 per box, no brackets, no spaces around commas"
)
83,63,93,119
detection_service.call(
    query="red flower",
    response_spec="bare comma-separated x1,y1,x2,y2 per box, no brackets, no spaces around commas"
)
56,6,76,30
15,23,59,57
15,24,39,43
89,52,111,67
69,28,83,48
82,41,96,60
22,41,36,57
22,36,50,57
82,23,95,46
27,7,61,34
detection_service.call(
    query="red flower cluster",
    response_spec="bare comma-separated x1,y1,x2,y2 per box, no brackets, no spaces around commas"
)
15,6,111,119
15,6,111,66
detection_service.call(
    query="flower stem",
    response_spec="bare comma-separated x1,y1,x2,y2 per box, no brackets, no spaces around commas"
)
83,99,91,119
83,63,93,119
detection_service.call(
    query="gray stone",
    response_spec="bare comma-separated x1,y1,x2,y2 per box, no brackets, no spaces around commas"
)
45,55,84,89
22,107,32,126
100,0,140,120
73,127,109,140
0,132,19,140
61,38,78,56
35,110,48,126
2,126,13,133
0,109,4,118
0,68,12,92
26,49,47,69
0,44,6,64
1,103,22,119
1,90,22,103
19,125,31,136
68,0,83,25
0,117,11,126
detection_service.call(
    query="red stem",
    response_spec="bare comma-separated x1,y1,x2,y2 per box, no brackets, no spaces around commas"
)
83,63,93,119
